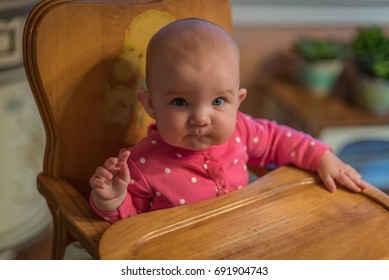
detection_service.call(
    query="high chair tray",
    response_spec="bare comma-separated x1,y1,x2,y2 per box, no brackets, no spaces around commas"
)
99,166,389,259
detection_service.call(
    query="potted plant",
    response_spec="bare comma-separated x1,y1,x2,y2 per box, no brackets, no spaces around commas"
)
293,37,346,98
351,26,389,115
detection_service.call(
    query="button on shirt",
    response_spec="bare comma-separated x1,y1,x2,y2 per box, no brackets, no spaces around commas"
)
91,112,330,223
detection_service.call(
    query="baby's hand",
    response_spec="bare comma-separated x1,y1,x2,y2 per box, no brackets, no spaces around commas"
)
89,150,131,210
317,150,369,193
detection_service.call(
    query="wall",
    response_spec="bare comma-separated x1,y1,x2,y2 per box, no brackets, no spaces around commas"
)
233,26,360,88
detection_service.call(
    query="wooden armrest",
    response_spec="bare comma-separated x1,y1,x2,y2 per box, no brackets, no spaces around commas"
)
99,166,389,260
37,173,110,258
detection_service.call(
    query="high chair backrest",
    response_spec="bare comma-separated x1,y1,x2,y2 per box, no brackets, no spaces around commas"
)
24,0,232,200
23,0,232,259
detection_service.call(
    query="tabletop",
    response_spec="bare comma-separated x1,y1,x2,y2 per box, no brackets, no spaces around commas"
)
99,166,389,260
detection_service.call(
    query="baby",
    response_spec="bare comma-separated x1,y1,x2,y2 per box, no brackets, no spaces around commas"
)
89,18,368,223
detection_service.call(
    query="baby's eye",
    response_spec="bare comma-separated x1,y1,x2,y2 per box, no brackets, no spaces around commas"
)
171,98,187,107
212,97,226,106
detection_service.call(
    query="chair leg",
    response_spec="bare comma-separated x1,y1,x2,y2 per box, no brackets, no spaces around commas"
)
47,204,71,260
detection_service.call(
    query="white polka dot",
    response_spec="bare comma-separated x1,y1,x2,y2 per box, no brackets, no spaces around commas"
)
215,187,219,192
151,140,157,144
156,192,161,196
259,124,264,130
176,153,182,158
140,157,146,164
290,151,296,157
191,177,197,183
234,159,238,165
165,168,171,174
244,146,247,151
235,137,241,143
286,131,292,138
238,185,242,189
104,217,110,221
179,199,186,205
129,179,135,184
253,137,259,143
260,162,265,167
310,140,316,146
203,164,208,170
243,165,247,171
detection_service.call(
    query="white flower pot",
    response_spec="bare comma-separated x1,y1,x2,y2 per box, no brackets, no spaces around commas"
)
354,77,389,116
299,59,343,98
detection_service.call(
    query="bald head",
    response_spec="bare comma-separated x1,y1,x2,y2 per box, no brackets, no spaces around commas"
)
145,18,240,89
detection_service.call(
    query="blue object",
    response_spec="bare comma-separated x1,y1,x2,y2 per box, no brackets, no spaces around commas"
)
338,140,389,194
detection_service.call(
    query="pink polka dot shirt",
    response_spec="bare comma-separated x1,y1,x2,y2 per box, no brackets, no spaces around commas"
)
91,112,330,223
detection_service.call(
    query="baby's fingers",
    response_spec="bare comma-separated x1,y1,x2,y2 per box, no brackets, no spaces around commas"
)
90,171,110,189
337,174,362,192
94,166,115,181
348,174,369,191
89,176,102,189
118,150,131,164
334,168,368,192
103,157,119,171
320,173,337,193
344,166,368,192
117,161,131,183
319,168,365,193
116,150,131,182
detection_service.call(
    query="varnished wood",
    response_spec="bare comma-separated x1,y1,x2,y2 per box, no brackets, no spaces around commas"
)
23,0,232,259
37,174,110,259
99,166,389,260
258,80,389,137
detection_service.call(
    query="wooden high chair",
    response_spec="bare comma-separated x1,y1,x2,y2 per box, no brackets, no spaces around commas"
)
24,0,389,260
23,0,232,259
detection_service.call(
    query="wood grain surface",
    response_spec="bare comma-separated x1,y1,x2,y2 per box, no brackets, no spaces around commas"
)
99,166,389,260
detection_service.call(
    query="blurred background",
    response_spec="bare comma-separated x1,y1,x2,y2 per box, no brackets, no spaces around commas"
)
0,0,388,259
231,0,389,194
0,0,50,260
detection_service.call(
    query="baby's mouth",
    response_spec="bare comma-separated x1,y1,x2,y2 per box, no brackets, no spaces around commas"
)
188,130,205,139
196,129,206,138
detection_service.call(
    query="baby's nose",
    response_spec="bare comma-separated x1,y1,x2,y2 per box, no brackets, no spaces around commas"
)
189,107,211,126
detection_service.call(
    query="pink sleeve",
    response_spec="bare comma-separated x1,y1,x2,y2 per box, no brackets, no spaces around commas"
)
237,112,331,171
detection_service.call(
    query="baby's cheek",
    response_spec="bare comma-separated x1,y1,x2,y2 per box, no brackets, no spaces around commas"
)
219,121,236,144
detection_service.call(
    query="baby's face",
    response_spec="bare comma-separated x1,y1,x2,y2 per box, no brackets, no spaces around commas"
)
145,47,246,151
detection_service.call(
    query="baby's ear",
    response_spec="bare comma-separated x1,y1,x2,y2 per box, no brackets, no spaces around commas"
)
238,88,247,103
136,89,155,119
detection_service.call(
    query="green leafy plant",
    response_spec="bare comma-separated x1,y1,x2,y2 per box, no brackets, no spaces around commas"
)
293,37,345,62
351,26,389,80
